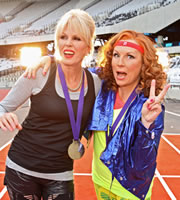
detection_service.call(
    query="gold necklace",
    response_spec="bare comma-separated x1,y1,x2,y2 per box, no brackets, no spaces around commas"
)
67,69,84,91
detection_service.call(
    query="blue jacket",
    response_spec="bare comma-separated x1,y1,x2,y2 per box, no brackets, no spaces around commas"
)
87,85,165,200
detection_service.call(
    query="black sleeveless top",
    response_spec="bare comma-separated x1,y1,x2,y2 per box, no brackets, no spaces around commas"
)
8,64,95,173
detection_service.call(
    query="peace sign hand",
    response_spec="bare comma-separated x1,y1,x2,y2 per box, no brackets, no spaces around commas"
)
141,79,170,129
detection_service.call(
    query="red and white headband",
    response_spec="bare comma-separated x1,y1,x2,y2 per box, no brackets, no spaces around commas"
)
114,40,144,54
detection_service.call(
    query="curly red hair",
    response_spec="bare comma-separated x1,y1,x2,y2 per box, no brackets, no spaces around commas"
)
97,30,167,97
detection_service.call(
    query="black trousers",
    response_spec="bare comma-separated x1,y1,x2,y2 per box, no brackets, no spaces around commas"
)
4,167,74,200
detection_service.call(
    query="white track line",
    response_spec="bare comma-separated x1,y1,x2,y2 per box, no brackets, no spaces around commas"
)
0,186,7,199
162,135,180,154
0,139,12,151
155,169,176,200
163,133,180,135
165,110,180,117
160,175,180,178
73,173,92,176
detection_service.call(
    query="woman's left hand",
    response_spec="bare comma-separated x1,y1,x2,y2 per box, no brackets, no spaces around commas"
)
141,79,170,129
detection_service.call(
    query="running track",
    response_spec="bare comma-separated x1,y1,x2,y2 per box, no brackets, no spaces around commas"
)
0,89,180,200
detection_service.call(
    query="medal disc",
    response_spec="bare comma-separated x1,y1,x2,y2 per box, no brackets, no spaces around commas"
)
68,140,85,160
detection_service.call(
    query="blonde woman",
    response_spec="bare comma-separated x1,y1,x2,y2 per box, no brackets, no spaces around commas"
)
0,9,101,200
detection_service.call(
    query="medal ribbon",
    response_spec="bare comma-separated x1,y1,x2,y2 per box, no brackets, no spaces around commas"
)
105,86,137,190
58,64,84,141
106,87,137,144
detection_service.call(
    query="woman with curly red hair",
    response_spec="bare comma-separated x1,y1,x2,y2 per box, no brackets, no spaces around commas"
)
87,30,170,200
97,30,167,96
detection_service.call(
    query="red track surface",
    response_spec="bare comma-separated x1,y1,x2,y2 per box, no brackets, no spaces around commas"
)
0,136,179,200
0,89,10,101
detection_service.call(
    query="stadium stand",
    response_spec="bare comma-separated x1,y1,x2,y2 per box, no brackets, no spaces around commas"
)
0,0,178,43
0,1,21,17
94,0,178,29
0,0,70,39
0,0,179,41
0,0,179,88
24,0,78,35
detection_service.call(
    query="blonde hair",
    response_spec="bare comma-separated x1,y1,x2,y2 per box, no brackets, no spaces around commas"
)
54,9,96,58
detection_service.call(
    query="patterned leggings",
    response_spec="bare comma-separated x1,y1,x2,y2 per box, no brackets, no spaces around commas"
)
94,183,151,200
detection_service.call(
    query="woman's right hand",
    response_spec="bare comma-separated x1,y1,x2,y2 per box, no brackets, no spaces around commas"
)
141,79,170,129
24,56,51,79
0,113,22,132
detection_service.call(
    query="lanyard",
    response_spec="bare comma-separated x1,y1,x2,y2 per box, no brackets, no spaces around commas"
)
106,87,137,144
57,64,84,141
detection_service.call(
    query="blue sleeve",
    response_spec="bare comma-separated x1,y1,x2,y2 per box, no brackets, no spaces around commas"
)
130,105,165,170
